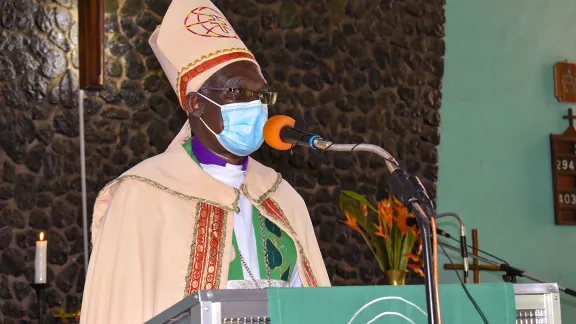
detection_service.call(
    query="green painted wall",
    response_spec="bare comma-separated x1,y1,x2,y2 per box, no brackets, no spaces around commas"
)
437,0,576,321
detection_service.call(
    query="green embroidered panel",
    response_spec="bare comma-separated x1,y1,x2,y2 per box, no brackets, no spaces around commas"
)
255,208,297,282
229,208,297,282
182,138,297,283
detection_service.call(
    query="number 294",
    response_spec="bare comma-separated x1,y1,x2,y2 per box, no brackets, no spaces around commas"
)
557,159,575,171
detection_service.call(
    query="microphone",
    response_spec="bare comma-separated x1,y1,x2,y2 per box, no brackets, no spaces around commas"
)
433,213,469,284
263,115,331,150
408,175,470,284
406,213,470,284
264,115,443,319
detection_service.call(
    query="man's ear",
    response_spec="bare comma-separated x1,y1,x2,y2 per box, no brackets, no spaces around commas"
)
185,92,203,118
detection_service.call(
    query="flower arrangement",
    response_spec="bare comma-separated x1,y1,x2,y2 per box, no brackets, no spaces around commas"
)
338,190,424,281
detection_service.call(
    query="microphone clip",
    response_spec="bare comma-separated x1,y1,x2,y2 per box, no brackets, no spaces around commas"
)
501,264,525,283
387,169,420,208
409,175,436,217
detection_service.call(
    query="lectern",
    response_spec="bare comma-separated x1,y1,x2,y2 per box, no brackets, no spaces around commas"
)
146,289,269,324
146,283,537,324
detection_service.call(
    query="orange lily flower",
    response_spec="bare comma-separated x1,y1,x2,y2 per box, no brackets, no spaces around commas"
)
373,203,388,239
373,222,388,239
378,200,393,229
340,211,362,233
404,253,420,262
408,263,425,277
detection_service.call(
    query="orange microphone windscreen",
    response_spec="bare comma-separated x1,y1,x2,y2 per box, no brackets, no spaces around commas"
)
263,115,295,150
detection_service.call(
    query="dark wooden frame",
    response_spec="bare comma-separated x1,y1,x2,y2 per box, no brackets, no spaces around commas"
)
79,0,105,90
550,109,576,225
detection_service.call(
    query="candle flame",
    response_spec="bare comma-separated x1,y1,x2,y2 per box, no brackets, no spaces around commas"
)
39,232,44,241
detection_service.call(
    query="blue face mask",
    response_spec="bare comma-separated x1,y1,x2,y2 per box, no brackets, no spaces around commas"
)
197,93,268,157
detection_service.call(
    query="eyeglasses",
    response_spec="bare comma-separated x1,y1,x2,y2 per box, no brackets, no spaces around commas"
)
199,87,278,105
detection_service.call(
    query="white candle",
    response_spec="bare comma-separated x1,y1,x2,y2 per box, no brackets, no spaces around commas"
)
35,232,47,284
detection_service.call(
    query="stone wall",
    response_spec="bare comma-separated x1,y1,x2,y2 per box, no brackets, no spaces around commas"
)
0,0,84,322
207,0,445,285
0,0,444,322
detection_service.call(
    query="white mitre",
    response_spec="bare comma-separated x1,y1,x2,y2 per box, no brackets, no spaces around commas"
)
149,0,260,107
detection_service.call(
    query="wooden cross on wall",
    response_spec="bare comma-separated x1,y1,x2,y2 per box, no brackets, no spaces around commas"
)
443,229,500,284
562,108,576,131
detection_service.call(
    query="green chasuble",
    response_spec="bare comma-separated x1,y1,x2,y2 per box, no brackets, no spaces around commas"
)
182,138,297,282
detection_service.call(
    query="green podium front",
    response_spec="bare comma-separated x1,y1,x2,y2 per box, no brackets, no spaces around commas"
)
147,283,516,323
268,283,515,323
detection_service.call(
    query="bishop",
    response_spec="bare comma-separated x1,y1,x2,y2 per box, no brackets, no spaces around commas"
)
79,1,330,322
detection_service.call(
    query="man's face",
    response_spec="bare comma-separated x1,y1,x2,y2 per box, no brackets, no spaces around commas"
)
185,61,269,161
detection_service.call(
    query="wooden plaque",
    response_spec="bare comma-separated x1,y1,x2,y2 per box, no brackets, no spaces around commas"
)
550,108,576,225
78,0,105,89
554,62,576,103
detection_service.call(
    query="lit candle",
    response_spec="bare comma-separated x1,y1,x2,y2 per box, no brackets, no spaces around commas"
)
35,232,47,284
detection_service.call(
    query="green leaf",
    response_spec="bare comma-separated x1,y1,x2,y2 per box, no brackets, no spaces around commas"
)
338,194,367,228
281,266,291,282
265,219,282,237
266,239,283,270
366,230,390,271
340,190,378,213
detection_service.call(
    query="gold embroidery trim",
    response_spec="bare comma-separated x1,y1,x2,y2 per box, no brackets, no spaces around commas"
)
97,174,241,213
184,202,202,297
240,173,283,204
183,204,230,295
213,209,229,290
175,47,254,104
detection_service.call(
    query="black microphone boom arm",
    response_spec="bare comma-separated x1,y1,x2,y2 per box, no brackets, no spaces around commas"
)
439,241,576,298
282,131,442,323
319,141,440,324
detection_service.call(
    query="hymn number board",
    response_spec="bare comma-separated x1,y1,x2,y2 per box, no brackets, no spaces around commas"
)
550,108,576,225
